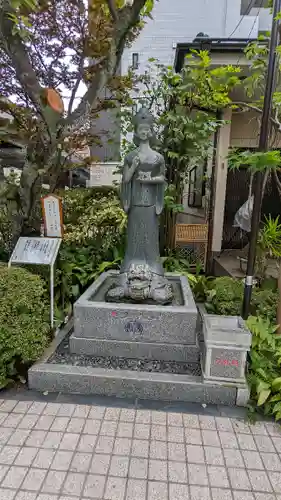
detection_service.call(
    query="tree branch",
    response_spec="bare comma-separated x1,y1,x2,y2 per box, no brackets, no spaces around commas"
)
64,0,147,132
106,0,118,22
67,55,85,115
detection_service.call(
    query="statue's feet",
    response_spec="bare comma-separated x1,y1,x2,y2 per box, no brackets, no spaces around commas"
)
106,286,126,302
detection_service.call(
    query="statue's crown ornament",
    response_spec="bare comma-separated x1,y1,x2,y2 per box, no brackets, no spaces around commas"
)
133,107,154,128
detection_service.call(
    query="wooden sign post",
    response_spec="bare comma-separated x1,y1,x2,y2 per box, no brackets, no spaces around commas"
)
41,194,63,238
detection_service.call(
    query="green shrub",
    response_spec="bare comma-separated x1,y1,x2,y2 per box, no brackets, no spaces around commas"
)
205,276,278,322
0,266,50,388
247,316,281,421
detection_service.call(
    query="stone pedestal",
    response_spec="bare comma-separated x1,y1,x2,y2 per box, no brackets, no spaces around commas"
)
70,271,199,362
201,315,252,384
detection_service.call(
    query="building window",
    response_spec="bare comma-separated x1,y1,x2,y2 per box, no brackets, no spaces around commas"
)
241,0,267,15
132,53,139,69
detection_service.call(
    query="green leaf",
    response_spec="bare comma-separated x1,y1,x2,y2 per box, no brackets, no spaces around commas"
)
272,378,281,390
257,389,271,406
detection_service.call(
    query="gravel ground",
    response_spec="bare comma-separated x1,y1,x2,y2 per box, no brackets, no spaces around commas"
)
49,333,202,376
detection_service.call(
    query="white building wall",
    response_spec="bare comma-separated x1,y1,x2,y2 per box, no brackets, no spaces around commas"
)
122,0,261,78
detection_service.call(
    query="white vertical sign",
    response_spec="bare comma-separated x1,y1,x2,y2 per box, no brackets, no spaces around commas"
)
41,194,63,238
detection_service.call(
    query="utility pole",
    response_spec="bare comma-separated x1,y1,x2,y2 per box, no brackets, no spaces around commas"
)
242,0,281,319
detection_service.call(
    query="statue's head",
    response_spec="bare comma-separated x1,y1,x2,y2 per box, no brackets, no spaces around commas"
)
133,107,154,145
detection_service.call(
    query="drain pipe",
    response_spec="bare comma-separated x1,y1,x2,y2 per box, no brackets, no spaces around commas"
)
205,111,221,276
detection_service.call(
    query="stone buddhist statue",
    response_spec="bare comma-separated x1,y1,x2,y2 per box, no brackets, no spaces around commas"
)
106,107,173,305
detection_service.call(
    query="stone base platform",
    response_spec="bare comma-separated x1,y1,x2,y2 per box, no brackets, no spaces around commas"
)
28,321,249,406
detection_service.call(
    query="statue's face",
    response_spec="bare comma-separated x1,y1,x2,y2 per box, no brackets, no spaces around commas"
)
137,124,151,141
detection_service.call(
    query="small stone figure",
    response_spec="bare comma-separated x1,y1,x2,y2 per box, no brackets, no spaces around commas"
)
106,107,173,305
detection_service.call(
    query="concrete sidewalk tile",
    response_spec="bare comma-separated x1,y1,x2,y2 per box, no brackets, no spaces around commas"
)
168,461,188,483
219,431,238,449
211,488,232,500
104,408,121,421
126,479,146,500
147,481,168,500
117,423,133,438
83,419,101,435
14,446,38,466
41,470,66,493
249,422,268,435
7,428,30,446
248,469,272,492
72,405,90,419
66,417,85,434
170,442,187,462
109,456,129,477
34,416,55,431
90,453,111,475
0,400,17,412
2,466,28,489
149,440,167,460
15,491,37,500
232,420,251,434
149,458,168,481
62,471,86,496
135,410,151,424
96,436,115,454
204,447,224,466
237,434,257,451
88,406,106,420
37,494,59,500
100,421,118,437
83,474,106,497
70,452,92,473
254,435,275,453
104,476,126,500
27,402,46,415
268,471,281,493
13,401,33,413
189,485,211,500
183,414,199,428
151,425,167,442
0,445,20,464
0,428,13,445
169,483,189,500
185,429,202,445
77,433,97,453
0,489,16,500
44,403,60,416
202,430,220,447
131,439,149,458
57,404,75,417
59,432,79,451
265,422,281,437
3,413,23,428
21,467,47,491
18,415,38,430
207,466,229,488
228,467,251,490
33,449,55,469
215,417,233,432
188,464,208,486
242,450,264,469
255,495,276,500
134,424,150,440
199,416,216,430
120,409,136,422
51,450,73,471
25,430,47,447
42,432,63,450
233,492,255,500
129,457,148,479
151,411,167,426
50,418,69,433
0,464,9,482
168,413,183,427
168,426,184,443
262,452,281,471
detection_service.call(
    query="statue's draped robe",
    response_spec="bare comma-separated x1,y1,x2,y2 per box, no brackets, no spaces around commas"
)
120,154,165,276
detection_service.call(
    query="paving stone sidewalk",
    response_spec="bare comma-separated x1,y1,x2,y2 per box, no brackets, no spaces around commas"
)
0,398,281,499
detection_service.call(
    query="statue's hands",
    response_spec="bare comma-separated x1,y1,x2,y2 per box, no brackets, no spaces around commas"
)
131,155,140,171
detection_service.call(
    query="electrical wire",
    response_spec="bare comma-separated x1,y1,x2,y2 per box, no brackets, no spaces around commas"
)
228,0,257,38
